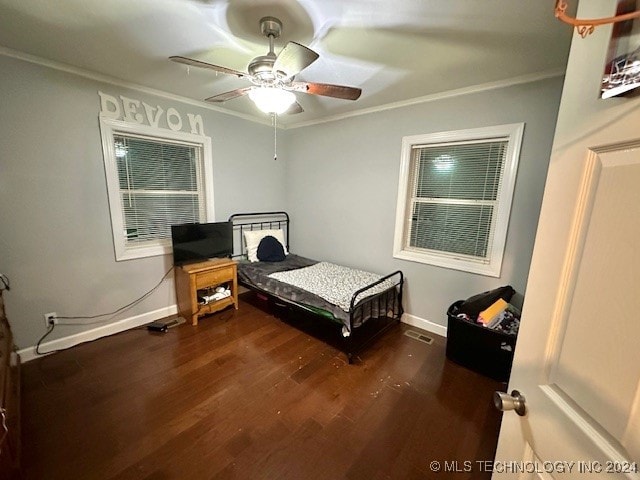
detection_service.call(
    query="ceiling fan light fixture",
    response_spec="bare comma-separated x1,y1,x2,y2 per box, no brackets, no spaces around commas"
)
249,87,296,114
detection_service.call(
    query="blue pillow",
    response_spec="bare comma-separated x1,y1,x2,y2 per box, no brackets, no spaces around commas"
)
257,235,286,262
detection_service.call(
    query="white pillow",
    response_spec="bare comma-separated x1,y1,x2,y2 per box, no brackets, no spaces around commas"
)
244,229,288,262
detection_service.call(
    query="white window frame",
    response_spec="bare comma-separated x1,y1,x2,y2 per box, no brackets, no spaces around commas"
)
393,123,524,277
100,116,215,261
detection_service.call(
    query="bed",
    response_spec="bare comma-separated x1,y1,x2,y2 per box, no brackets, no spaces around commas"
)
229,211,404,363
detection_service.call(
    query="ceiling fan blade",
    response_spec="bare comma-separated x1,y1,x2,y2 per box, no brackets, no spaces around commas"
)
204,87,253,103
169,56,247,78
273,42,319,77
291,82,362,101
285,102,304,115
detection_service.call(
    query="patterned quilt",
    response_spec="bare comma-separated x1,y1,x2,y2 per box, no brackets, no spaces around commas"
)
268,261,396,313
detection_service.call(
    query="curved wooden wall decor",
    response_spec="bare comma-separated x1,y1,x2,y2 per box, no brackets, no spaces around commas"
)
555,0,640,38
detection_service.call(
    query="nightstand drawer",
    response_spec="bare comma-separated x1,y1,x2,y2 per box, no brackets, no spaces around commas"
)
196,266,234,289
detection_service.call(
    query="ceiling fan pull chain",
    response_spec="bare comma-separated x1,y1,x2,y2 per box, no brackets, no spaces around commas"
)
273,113,278,161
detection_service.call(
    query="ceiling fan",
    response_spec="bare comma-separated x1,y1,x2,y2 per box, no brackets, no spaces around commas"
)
170,16,362,115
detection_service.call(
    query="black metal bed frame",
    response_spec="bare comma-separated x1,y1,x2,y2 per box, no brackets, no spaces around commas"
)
228,211,404,363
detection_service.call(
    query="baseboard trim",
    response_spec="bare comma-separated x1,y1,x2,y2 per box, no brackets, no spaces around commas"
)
19,306,443,361
18,305,178,363
401,313,447,338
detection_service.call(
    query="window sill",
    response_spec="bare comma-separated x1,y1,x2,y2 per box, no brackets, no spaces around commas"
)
115,242,171,262
393,249,501,277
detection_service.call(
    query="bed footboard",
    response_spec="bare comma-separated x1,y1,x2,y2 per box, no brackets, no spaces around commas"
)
346,270,404,362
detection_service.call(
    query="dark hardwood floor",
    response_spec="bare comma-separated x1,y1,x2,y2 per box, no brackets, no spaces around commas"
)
21,293,504,480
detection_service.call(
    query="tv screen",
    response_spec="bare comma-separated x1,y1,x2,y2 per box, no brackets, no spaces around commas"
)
171,221,233,266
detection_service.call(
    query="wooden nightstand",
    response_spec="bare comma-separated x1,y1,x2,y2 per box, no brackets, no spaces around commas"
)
174,258,238,326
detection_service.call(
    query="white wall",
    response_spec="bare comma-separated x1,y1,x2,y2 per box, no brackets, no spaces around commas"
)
0,55,283,349
282,77,565,329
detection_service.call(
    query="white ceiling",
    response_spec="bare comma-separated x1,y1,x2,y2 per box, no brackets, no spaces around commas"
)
0,0,576,126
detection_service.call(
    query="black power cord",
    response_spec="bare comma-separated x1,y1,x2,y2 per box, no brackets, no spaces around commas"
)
34,266,174,355
0,274,9,291
56,266,174,325
36,323,56,355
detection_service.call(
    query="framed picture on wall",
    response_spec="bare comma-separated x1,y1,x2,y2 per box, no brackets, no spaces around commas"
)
601,0,640,98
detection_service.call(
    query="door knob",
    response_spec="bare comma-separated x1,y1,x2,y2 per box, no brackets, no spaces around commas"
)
493,389,527,416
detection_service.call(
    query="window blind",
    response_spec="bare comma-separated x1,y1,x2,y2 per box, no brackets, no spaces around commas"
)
407,140,508,261
114,134,203,244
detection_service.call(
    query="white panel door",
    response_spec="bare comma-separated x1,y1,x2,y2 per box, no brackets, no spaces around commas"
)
493,1,640,479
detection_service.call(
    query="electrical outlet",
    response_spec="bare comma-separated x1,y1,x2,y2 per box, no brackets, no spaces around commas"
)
44,312,57,327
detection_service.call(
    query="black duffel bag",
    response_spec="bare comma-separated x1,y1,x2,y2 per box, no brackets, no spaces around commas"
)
456,285,515,318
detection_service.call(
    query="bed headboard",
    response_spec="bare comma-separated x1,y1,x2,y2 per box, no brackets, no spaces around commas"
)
228,211,290,259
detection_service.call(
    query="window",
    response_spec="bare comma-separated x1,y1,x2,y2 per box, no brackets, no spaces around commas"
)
100,117,214,261
393,124,524,277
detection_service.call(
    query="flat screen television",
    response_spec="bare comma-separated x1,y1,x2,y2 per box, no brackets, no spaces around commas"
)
171,221,233,266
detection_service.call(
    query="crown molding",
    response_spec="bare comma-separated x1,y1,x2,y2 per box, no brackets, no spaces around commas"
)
1,45,565,131
283,69,566,130
0,45,273,128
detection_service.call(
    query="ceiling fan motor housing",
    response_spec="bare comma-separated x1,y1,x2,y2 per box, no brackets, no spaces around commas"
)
248,55,276,79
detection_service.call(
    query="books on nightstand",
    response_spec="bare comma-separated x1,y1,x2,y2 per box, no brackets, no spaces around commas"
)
198,286,231,305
